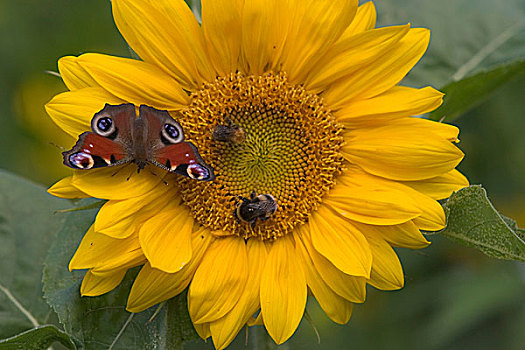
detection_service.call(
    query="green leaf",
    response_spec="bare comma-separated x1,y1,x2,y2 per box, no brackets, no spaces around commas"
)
374,0,525,122
376,0,525,88
0,325,76,350
0,170,73,339
43,199,199,349
429,60,525,121
54,199,106,213
434,185,525,261
166,292,200,349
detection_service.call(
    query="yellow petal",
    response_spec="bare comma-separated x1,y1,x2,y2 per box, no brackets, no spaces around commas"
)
296,235,354,324
324,28,431,109
394,179,447,231
76,53,189,109
80,268,127,296
127,230,212,312
71,164,166,200
112,0,215,90
325,173,422,225
240,0,288,75
90,254,146,275
385,117,461,142
189,237,248,323
139,201,193,273
202,0,243,75
95,189,171,239
194,322,211,340
309,206,372,277
48,176,89,199
247,312,263,326
58,56,98,90
127,264,189,313
306,25,410,92
45,87,123,138
209,239,267,350
411,197,446,231
298,226,367,303
260,235,307,345
338,1,376,40
403,169,469,200
366,236,404,290
339,168,446,231
354,221,430,249
334,86,444,128
342,119,464,181
281,0,358,84
69,225,142,271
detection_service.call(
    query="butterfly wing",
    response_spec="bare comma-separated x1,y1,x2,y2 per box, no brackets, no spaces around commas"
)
151,141,215,181
139,105,215,181
62,132,130,169
62,103,135,169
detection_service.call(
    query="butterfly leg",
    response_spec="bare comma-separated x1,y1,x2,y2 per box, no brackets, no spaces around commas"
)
148,169,168,186
111,167,123,177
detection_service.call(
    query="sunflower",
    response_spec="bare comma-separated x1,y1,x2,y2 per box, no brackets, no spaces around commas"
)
46,0,468,348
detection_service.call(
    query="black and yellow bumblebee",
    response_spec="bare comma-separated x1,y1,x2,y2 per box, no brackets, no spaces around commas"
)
234,192,278,227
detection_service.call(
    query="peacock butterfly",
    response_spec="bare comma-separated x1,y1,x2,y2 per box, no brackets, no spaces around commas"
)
62,103,215,181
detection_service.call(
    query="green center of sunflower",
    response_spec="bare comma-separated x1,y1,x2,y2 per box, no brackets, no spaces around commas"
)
175,72,344,240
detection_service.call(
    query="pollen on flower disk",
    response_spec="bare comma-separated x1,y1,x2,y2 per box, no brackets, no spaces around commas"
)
175,72,344,240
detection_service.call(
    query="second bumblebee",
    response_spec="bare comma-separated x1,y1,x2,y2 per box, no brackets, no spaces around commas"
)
235,192,278,227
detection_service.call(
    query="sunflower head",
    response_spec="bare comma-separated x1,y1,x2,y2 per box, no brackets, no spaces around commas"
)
46,0,468,348
176,72,344,240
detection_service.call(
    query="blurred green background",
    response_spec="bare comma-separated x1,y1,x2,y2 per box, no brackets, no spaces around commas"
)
0,0,524,349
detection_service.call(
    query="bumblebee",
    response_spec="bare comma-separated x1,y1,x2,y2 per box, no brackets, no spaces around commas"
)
212,118,246,144
234,192,277,227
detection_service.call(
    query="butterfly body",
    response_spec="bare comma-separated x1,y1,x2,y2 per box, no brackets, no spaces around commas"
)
63,104,214,181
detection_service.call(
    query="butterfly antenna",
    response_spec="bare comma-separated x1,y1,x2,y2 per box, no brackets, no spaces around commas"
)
49,142,65,151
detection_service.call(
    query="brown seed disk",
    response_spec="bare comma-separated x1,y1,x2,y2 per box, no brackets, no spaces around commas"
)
174,72,344,240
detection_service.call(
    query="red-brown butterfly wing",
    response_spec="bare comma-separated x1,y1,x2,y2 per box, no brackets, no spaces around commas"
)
152,142,215,181
63,103,135,170
62,132,130,169
139,105,214,181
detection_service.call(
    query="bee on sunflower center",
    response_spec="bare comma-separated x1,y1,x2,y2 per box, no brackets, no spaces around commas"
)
234,192,278,228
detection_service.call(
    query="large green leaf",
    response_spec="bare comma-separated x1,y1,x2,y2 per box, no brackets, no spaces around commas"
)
0,325,76,350
42,199,199,349
165,293,200,349
376,0,525,121
376,0,525,87
429,60,525,121
0,170,73,339
433,185,525,261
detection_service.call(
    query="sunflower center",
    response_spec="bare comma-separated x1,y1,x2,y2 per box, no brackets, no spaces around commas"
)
175,72,343,240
